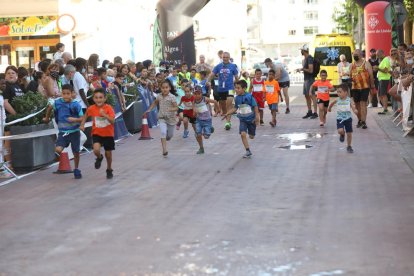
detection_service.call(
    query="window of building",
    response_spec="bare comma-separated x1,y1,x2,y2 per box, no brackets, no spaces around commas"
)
304,0,318,4
288,30,296,35
304,26,318,35
304,11,318,20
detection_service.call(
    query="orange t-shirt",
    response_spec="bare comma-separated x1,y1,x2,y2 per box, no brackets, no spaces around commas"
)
87,104,115,137
264,79,280,104
312,80,333,101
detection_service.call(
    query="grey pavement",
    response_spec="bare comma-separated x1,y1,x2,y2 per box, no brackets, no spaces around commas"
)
1,86,414,275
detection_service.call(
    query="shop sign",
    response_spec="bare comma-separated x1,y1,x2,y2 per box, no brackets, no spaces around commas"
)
0,16,58,37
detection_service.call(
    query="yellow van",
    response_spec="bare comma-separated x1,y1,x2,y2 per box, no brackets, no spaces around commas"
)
310,33,355,87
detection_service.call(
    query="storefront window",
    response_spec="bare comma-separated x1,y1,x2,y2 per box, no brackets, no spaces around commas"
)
0,44,11,72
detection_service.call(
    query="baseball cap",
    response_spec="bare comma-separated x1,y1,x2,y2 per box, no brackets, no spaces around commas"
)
299,44,309,51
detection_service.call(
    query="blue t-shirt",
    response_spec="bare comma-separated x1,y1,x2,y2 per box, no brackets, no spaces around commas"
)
53,98,83,133
234,92,257,122
200,79,208,95
167,76,179,89
212,62,239,92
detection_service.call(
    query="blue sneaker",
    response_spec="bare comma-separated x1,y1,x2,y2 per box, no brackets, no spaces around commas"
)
74,169,82,179
183,129,189,138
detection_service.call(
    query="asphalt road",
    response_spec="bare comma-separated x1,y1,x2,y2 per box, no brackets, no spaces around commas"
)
1,85,414,276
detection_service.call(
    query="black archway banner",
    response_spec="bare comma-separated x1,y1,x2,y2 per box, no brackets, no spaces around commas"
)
154,0,209,67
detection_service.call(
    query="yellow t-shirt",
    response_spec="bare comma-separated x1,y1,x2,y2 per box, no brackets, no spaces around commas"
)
264,79,280,104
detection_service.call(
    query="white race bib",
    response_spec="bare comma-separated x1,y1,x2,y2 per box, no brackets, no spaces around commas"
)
337,104,351,112
183,101,193,110
253,84,263,92
318,86,329,93
265,85,274,93
196,104,208,113
238,104,252,115
95,117,110,128
214,80,219,86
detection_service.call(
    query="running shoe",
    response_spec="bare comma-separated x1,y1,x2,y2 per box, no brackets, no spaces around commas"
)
260,120,264,126
378,109,388,115
243,150,252,158
225,122,231,130
162,151,168,157
361,122,368,129
310,113,318,119
95,154,104,169
302,111,312,119
339,134,345,142
285,108,290,114
106,169,113,179
74,169,82,179
356,120,362,128
183,129,189,138
347,146,354,153
196,148,205,154
367,103,373,108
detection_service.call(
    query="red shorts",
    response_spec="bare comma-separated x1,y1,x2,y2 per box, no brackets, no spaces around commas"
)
252,93,265,109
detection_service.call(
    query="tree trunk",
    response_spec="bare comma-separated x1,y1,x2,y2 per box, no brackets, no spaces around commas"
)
404,19,413,44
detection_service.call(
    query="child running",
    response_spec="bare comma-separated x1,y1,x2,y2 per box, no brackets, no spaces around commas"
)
224,80,259,158
328,83,358,153
250,68,265,125
264,69,280,127
144,79,178,156
175,78,187,130
44,84,84,179
309,70,335,127
193,85,219,154
179,82,196,138
80,88,116,179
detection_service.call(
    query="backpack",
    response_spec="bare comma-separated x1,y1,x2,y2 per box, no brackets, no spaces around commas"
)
312,57,321,78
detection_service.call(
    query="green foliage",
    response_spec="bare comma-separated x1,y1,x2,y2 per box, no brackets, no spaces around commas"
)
7,92,48,126
332,0,362,33
125,83,140,106
403,0,414,21
105,92,116,107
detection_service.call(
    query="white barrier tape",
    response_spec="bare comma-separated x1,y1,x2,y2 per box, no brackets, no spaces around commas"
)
1,102,136,141
5,106,47,126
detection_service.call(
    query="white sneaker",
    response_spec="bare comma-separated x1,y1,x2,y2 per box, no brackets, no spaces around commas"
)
378,103,382,108
367,103,373,108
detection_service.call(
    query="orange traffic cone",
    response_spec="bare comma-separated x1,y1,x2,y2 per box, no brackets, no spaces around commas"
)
139,113,153,140
54,152,73,174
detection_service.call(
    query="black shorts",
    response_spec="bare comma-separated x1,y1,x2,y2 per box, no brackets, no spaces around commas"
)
279,81,290,88
56,131,81,153
351,88,369,103
317,99,330,107
337,118,353,133
217,91,229,101
378,80,390,96
184,114,196,124
92,135,115,151
177,108,183,115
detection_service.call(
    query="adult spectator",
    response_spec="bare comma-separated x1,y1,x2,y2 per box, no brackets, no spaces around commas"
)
350,49,375,129
376,49,392,114
3,66,24,116
27,71,43,94
74,58,89,109
265,57,291,113
388,49,414,107
143,59,154,70
40,63,61,98
17,66,29,92
299,45,317,119
337,54,351,87
208,51,239,130
61,64,76,87
217,50,224,63
195,54,211,73
53,42,65,61
368,48,380,108
102,60,111,69
113,56,123,68
87,53,100,73
61,52,72,65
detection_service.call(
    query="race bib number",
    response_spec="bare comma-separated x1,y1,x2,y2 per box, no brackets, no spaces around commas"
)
196,104,208,113
318,86,329,93
337,104,351,112
214,80,219,86
265,85,274,93
238,104,252,115
95,116,110,128
253,84,263,92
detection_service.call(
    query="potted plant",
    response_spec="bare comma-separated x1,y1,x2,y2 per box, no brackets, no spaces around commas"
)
123,83,144,133
7,92,55,173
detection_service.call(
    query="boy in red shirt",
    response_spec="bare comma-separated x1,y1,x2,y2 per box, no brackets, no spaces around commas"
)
309,70,335,127
80,88,115,179
178,82,196,138
249,68,265,125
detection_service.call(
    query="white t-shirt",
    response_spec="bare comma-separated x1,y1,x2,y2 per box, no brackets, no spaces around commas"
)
72,72,89,108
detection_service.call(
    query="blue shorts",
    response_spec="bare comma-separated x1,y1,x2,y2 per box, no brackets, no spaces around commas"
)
196,118,212,137
268,103,278,110
56,131,81,153
337,118,353,133
239,119,256,136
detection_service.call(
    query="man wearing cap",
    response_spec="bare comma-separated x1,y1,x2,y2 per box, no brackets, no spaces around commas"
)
368,48,380,108
264,58,291,113
299,44,318,119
